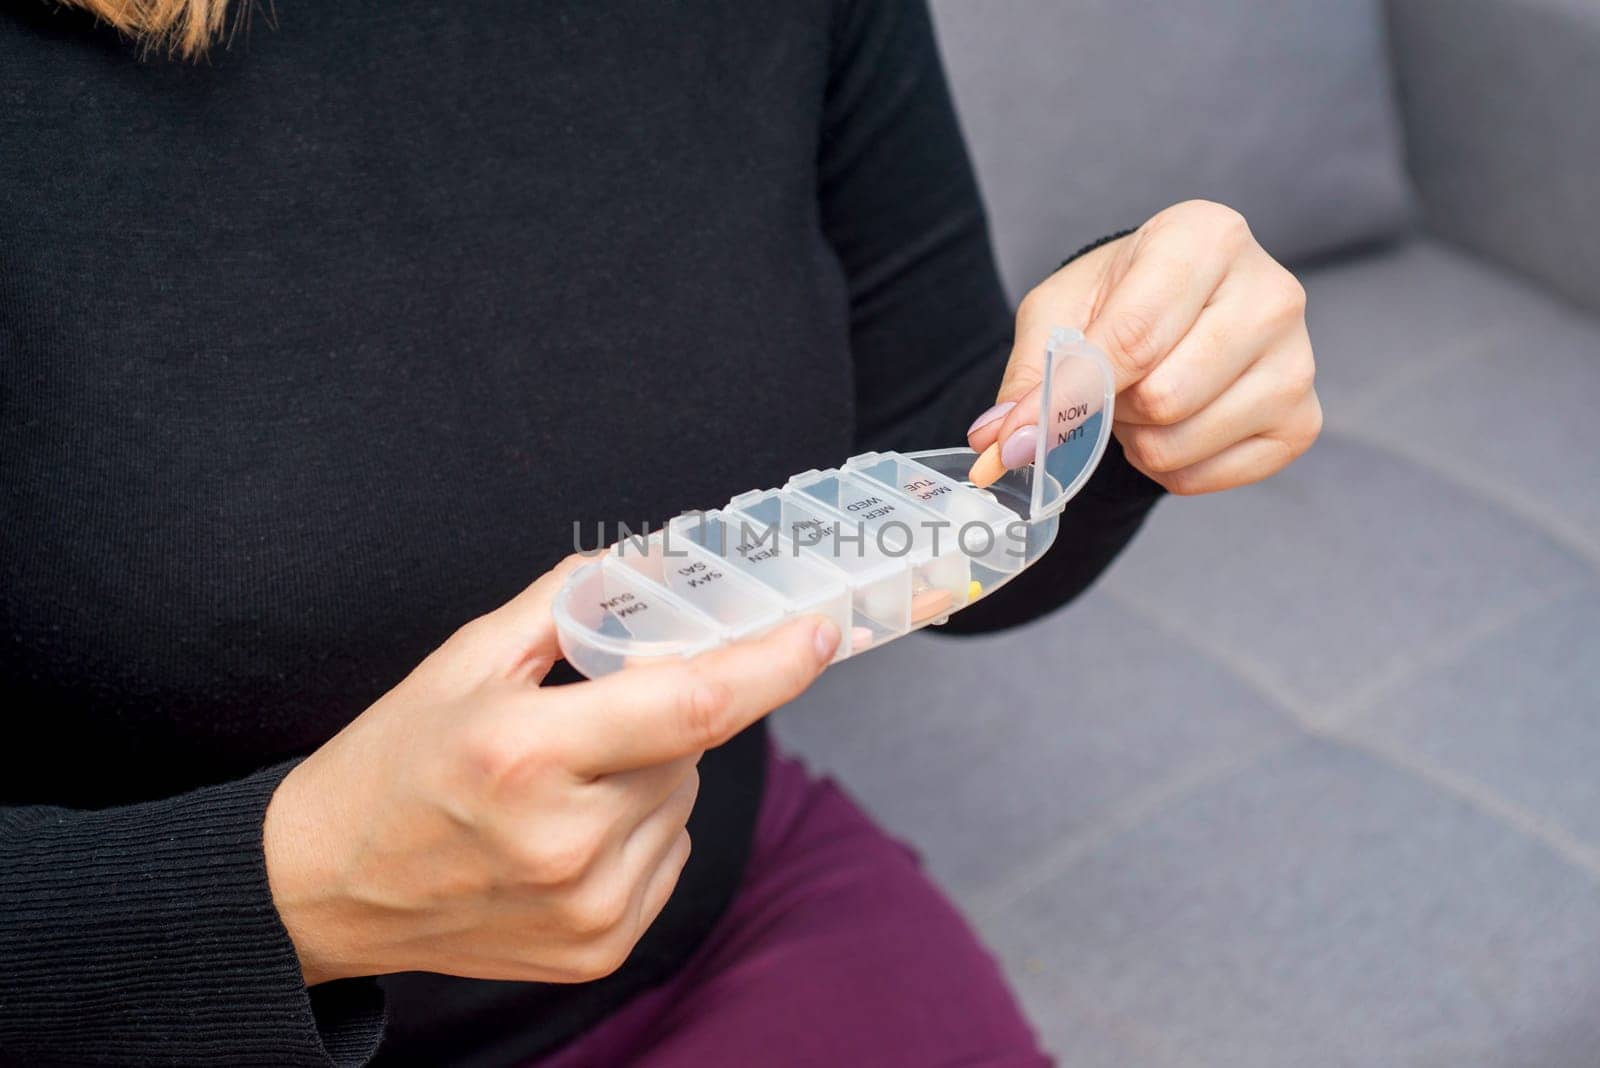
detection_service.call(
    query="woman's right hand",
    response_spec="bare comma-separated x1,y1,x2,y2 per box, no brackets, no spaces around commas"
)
262,555,839,987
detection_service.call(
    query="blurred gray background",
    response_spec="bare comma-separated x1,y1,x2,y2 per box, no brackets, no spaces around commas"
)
774,1,1600,1063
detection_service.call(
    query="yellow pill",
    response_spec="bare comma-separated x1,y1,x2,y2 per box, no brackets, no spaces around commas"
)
967,580,983,603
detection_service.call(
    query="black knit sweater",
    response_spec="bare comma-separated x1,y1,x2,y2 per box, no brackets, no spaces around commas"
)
0,1,1160,1063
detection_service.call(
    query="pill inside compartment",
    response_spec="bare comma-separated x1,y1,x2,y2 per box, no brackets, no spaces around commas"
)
666,509,856,660
552,559,722,679
785,468,971,626
845,450,1028,595
904,447,1063,577
608,529,788,642
726,487,912,651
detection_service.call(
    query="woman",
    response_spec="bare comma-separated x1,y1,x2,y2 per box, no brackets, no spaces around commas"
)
0,1,1320,1064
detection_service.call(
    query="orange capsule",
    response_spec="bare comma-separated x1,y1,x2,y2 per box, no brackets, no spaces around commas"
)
910,587,954,624
968,442,1006,489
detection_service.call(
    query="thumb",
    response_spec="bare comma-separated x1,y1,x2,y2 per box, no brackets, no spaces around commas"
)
968,248,1111,454
967,252,1126,487
475,552,593,683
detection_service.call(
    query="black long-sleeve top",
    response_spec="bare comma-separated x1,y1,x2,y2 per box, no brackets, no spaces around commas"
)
0,1,1161,1064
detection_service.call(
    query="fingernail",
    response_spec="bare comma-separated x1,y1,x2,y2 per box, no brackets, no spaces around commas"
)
966,400,1016,436
999,425,1040,470
813,619,840,662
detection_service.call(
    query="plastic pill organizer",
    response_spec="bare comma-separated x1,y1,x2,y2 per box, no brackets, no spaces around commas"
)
554,328,1115,678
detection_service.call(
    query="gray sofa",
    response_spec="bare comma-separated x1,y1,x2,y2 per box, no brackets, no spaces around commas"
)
773,2,1600,1063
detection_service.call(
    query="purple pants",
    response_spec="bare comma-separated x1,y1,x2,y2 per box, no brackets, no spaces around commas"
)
533,744,1051,1067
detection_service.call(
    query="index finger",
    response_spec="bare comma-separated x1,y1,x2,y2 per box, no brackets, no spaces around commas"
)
971,227,1233,488
544,615,838,776
1082,243,1223,394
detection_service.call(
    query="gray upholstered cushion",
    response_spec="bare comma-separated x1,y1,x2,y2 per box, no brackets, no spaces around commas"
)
776,237,1600,1063
1387,0,1600,314
929,0,1414,298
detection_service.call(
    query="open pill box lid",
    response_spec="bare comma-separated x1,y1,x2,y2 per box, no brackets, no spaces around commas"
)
1024,327,1117,521
553,328,1115,678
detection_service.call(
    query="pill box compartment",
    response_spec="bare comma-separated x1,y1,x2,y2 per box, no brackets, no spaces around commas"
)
784,467,972,626
552,559,722,679
725,487,914,648
897,448,1063,595
666,509,856,660
609,529,789,640
845,450,1030,592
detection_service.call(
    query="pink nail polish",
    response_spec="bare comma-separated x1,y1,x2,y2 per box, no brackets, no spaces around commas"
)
999,425,1040,470
966,400,1016,436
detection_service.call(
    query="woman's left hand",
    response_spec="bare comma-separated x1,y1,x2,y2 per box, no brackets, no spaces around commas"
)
967,199,1322,496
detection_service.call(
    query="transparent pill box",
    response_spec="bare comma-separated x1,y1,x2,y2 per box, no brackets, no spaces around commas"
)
554,328,1115,678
